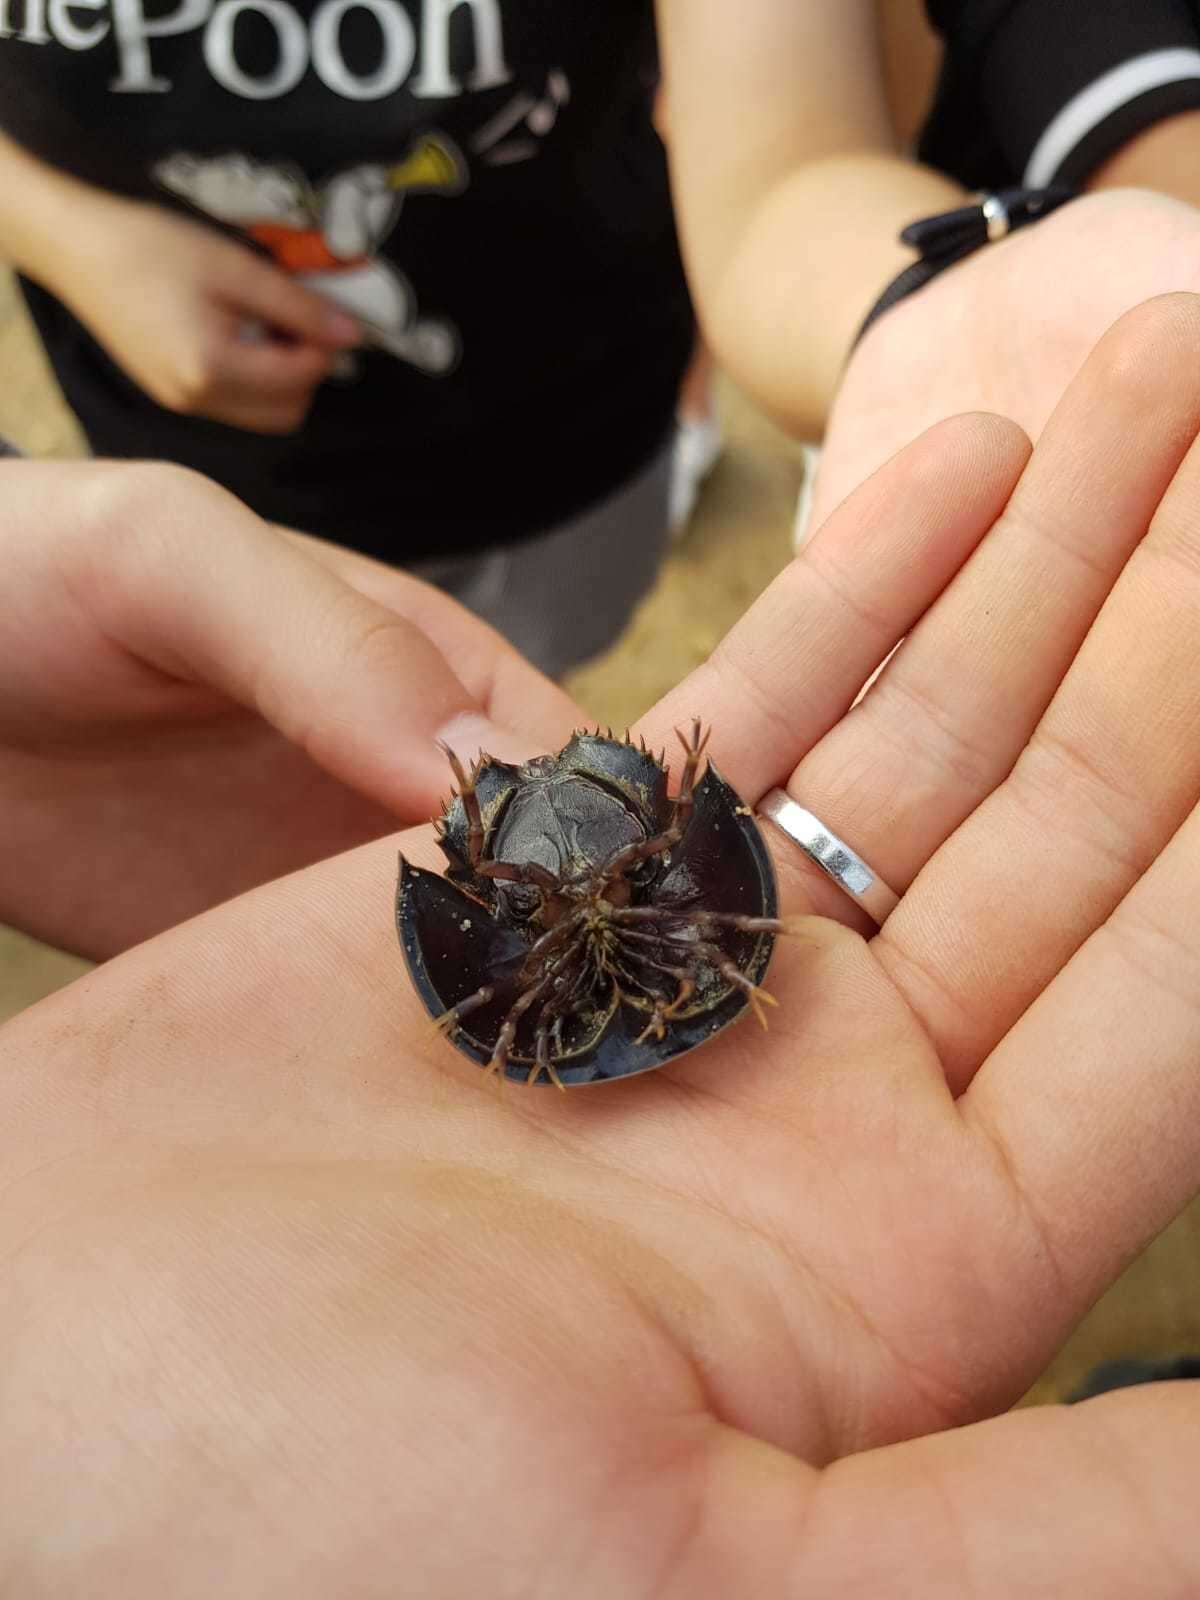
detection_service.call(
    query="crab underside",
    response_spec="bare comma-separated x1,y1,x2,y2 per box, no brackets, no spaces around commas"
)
397,726,780,1086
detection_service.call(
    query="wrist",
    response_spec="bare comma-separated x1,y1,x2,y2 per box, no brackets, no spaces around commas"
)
43,188,144,309
707,152,966,436
0,135,128,296
1087,110,1200,210
852,184,1077,351
0,135,72,280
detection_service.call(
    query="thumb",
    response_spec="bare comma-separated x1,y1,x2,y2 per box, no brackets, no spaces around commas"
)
219,247,362,350
685,1384,1200,1598
85,469,535,822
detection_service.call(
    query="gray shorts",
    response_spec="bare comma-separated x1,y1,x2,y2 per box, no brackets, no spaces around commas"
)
411,438,672,679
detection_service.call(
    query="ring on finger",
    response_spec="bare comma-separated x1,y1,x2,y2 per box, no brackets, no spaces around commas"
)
756,790,900,925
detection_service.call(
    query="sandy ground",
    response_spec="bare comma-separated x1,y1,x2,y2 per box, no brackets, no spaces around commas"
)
1,267,1196,1405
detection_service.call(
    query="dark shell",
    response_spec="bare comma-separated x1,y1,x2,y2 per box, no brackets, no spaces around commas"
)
397,733,778,1086
436,732,669,896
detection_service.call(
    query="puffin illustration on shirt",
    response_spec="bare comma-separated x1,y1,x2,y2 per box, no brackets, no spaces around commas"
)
155,136,467,375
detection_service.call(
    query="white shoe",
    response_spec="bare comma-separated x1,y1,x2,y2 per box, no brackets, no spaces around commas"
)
668,413,723,536
792,442,823,550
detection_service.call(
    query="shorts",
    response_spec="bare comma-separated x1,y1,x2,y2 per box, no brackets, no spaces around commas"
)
411,436,673,679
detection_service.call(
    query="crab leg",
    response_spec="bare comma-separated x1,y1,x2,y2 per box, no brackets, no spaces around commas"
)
435,917,582,1060
440,744,560,892
528,935,628,1088
633,985,695,1045
433,984,499,1036
609,906,691,925
521,907,588,972
485,973,555,1084
604,929,698,1043
667,718,710,836
611,924,688,947
527,1027,566,1092
660,933,777,1029
622,950,696,1044
630,924,777,1030
612,909,785,1033
475,857,561,892
440,744,487,868
612,906,787,936
597,721,710,881
688,912,789,935
616,920,747,1034
490,930,588,1087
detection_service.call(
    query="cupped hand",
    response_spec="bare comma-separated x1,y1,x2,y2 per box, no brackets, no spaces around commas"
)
808,186,1200,531
5,299,1200,1596
0,459,578,956
52,197,359,433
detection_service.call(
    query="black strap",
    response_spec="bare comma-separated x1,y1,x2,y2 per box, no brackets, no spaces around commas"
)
853,183,1076,350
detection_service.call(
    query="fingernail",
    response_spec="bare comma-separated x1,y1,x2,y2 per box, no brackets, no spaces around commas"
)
324,309,362,345
434,712,542,769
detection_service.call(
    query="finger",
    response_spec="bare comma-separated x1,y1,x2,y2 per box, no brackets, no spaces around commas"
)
638,412,1029,806
199,399,316,437
78,467,561,819
278,525,582,758
186,329,334,434
688,1386,1199,1598
205,337,336,434
776,294,1200,932
223,338,332,396
963,788,1200,1325
217,249,361,348
883,296,1200,1086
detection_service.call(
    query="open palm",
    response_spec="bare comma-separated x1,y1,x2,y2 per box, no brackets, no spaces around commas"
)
809,187,1200,534
4,300,1200,1595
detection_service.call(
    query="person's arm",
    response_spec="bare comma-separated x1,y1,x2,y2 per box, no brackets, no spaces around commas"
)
1089,109,1200,205
927,0,1200,193
0,129,101,290
655,0,963,437
0,131,357,432
800,1,1200,530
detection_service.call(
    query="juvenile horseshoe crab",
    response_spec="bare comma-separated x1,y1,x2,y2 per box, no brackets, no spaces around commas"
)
397,723,783,1087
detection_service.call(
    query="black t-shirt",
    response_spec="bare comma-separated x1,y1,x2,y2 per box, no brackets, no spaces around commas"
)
923,1,1200,189
0,0,692,560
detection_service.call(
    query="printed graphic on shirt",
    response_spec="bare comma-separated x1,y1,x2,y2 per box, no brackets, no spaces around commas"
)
0,0,516,104
470,68,570,165
155,133,467,373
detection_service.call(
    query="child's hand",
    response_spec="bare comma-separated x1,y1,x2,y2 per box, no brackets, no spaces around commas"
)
54,196,361,433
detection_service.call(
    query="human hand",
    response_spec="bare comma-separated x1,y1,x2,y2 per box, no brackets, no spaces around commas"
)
50,196,359,433
5,298,1200,1594
0,459,578,956
808,187,1200,530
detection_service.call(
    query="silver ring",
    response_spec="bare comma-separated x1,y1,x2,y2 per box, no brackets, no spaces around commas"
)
981,193,1010,242
757,790,900,925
